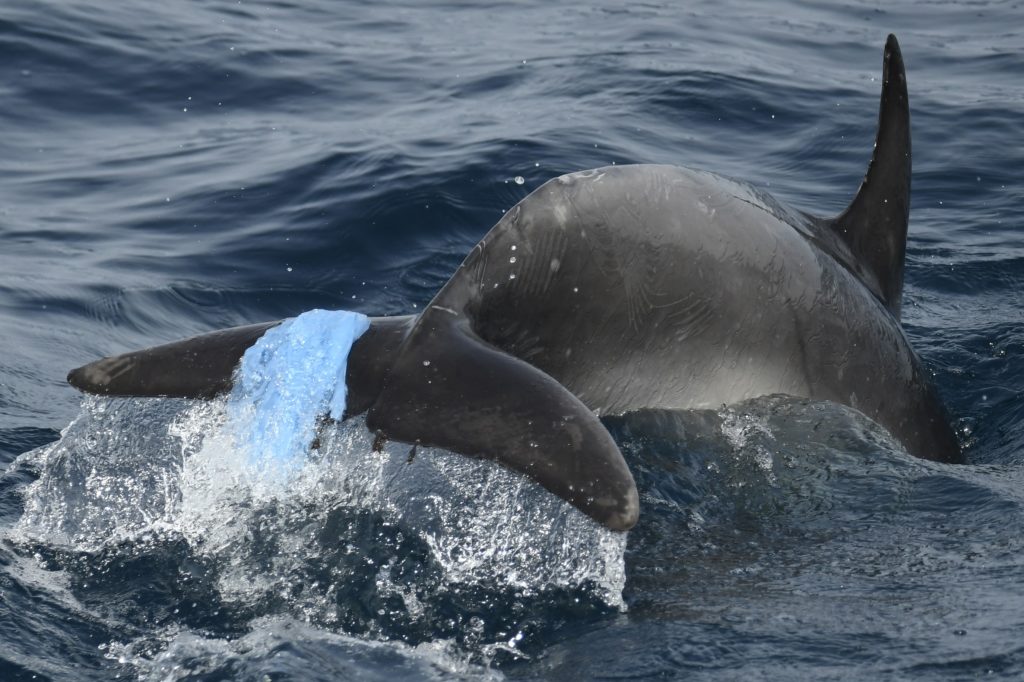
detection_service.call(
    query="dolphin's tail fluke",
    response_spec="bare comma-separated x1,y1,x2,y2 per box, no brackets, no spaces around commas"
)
826,34,911,318
68,310,639,531
67,321,282,399
366,308,640,531
66,315,415,410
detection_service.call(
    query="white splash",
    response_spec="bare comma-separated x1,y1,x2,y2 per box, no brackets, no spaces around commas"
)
12,308,627,611
720,407,777,484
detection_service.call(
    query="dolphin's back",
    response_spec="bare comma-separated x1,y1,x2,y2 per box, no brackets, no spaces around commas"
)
437,163,958,462
448,166,836,406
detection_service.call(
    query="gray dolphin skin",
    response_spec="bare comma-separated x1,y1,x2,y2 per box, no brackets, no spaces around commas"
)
68,35,961,531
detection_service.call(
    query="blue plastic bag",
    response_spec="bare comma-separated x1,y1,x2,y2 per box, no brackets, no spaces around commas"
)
227,309,371,472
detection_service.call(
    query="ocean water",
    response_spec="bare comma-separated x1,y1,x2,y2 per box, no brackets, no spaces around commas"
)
1,0,1022,679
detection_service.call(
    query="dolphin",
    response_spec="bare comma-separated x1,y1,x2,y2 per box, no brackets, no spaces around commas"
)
67,35,961,531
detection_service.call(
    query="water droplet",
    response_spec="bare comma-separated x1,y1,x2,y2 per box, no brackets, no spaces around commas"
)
511,244,517,251
509,273,516,280
509,256,517,264
422,360,431,367
513,176,525,185
573,287,579,293
286,266,293,272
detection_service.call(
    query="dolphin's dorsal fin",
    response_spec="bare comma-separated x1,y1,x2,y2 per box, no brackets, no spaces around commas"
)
366,309,640,531
826,34,911,318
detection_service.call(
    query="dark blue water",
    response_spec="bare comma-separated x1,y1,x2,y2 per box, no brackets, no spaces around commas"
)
2,1,1022,679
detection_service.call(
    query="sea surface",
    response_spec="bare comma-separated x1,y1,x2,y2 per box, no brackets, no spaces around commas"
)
1,1,1022,680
